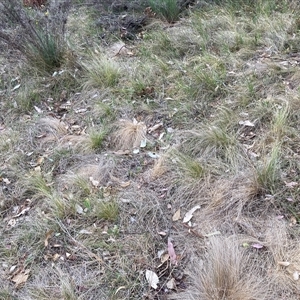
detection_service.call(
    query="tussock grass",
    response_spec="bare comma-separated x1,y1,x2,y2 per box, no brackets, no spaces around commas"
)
113,119,147,151
180,125,242,170
94,199,119,221
82,51,121,89
0,0,71,73
149,0,181,23
177,237,272,300
255,142,282,194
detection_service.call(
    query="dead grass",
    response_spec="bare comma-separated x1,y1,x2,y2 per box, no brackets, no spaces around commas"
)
174,236,273,300
113,119,147,151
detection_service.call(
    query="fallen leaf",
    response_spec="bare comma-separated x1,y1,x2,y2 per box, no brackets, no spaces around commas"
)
158,231,167,236
172,209,181,221
167,238,177,265
284,181,298,188
89,176,99,187
34,106,43,114
293,271,299,281
278,261,290,267
140,139,147,148
3,178,11,185
79,229,93,234
157,249,165,259
166,278,176,290
120,181,131,188
75,204,84,214
162,251,170,262
9,265,17,274
11,269,30,288
145,270,159,289
36,156,44,165
53,253,60,261
239,120,255,127
290,216,297,226
148,152,159,158
12,84,21,91
7,219,17,227
183,205,201,223
252,243,264,249
44,230,53,247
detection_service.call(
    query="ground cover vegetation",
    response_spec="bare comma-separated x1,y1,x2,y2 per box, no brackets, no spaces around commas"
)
1,0,300,299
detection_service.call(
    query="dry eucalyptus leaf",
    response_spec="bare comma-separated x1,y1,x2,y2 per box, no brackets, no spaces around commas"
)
172,209,181,221
293,271,299,281
278,261,290,267
53,253,60,261
239,120,255,127
75,204,84,214
284,181,298,188
157,249,165,259
161,253,170,264
166,278,176,290
140,139,147,148
11,269,30,287
44,230,53,247
120,181,131,188
89,176,99,187
145,270,159,289
252,243,264,249
167,238,177,265
79,229,93,234
183,205,200,223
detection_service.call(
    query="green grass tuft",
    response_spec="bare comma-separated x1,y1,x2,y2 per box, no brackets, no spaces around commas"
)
149,0,181,23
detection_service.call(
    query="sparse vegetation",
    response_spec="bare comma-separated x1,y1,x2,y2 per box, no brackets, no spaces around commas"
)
2,0,300,299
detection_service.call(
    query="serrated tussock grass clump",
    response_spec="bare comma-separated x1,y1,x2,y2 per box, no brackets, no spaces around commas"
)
171,150,206,181
177,237,272,300
0,0,71,73
82,50,121,89
149,0,181,23
94,200,119,221
113,119,147,151
255,142,282,194
180,125,241,169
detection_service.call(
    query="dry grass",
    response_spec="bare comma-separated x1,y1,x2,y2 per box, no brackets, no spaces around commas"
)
113,119,147,151
174,237,273,300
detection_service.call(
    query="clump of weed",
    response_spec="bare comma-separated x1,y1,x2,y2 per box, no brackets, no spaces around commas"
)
0,0,71,73
255,142,282,194
113,119,147,151
82,50,121,89
149,0,181,23
89,130,107,150
94,200,119,221
180,125,241,169
177,237,273,300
